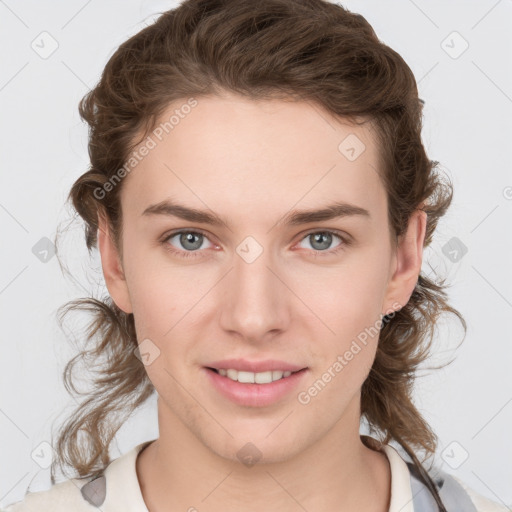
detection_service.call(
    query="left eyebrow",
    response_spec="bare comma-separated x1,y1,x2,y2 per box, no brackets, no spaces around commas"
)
277,201,371,227
141,199,371,229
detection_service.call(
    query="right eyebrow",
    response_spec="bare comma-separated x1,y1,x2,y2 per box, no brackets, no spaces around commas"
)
142,200,229,228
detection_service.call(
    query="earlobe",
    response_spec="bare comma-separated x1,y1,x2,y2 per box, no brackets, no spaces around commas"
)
382,209,427,315
97,212,133,314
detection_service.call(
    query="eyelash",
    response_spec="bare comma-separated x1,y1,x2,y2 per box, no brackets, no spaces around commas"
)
160,229,351,260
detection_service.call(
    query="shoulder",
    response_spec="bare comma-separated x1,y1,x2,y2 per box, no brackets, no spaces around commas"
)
2,440,153,512
1,476,102,512
406,460,510,512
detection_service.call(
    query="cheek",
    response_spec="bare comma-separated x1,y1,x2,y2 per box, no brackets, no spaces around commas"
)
303,249,390,339
122,250,212,369
127,274,177,338
296,247,391,396
298,276,386,412
122,242,195,334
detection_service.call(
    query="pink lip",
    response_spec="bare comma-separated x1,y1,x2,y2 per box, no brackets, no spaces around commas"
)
203,367,309,407
205,358,306,373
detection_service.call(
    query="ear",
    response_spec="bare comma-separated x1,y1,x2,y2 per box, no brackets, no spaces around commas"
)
97,211,133,314
381,209,427,315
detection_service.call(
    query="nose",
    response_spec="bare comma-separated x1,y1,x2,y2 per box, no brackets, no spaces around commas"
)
218,245,290,344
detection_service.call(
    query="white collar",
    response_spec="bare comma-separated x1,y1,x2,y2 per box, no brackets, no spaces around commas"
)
101,440,152,511
101,439,414,512
381,444,415,512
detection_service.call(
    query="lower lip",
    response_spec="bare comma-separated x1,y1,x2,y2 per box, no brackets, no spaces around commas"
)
203,367,308,407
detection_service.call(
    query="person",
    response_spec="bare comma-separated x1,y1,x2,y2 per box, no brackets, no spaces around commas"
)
2,0,509,511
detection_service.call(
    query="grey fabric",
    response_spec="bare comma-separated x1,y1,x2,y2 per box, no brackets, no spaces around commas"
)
80,474,106,507
407,461,478,512
410,470,441,511
438,473,479,512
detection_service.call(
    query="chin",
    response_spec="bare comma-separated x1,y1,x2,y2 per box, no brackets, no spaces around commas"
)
202,424,310,467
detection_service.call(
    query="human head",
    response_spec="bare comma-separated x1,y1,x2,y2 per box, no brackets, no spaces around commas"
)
55,3,465,508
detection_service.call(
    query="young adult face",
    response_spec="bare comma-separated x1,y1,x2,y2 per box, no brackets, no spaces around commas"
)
99,91,425,465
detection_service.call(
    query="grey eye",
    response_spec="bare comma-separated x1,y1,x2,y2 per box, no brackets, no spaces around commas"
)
298,231,342,252
167,231,211,252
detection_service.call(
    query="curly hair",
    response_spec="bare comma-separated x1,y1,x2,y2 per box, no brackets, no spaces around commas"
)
51,1,466,510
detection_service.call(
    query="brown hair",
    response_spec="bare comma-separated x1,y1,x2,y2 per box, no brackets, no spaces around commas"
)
52,1,466,509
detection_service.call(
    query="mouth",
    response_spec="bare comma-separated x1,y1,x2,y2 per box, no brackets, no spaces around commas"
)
205,367,307,384
203,365,309,407
202,357,309,407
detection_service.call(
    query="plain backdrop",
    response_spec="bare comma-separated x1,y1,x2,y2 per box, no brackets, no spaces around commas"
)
1,0,511,508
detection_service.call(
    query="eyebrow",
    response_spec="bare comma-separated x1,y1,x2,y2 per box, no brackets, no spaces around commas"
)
142,199,371,228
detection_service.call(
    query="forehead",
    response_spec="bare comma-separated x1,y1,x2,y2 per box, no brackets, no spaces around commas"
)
121,93,386,227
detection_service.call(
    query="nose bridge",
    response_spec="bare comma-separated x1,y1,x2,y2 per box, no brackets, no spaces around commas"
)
219,239,288,340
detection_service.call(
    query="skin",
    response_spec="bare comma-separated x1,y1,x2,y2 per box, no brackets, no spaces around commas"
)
98,91,426,512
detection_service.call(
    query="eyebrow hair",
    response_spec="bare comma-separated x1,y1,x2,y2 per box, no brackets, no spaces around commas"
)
141,199,371,228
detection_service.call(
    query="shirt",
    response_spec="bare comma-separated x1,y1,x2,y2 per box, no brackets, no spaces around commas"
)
2,439,509,511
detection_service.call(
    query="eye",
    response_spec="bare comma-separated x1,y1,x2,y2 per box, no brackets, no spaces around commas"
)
161,230,215,259
296,230,349,256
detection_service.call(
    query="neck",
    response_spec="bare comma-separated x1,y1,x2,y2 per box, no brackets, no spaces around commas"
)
136,398,391,512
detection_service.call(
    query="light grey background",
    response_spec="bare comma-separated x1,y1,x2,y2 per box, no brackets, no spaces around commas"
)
1,0,511,508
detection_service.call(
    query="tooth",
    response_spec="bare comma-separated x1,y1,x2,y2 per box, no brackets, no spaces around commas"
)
255,371,273,384
272,370,284,380
219,368,294,383
227,369,238,380
237,371,255,383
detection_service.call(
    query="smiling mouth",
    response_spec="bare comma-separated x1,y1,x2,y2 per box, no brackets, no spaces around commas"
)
206,367,306,384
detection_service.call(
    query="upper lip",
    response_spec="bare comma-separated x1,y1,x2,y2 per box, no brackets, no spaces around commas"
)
206,358,307,373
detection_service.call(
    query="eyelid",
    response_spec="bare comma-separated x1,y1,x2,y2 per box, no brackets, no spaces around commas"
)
161,227,216,244
296,227,350,241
